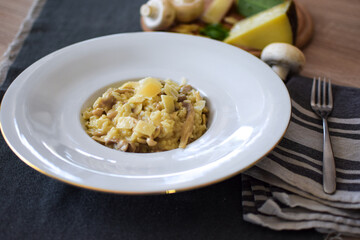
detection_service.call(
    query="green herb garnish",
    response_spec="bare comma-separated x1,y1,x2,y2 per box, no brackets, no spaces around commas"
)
199,24,229,41
236,0,285,17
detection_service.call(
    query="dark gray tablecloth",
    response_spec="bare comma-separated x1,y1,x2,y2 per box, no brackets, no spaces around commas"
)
0,0,321,239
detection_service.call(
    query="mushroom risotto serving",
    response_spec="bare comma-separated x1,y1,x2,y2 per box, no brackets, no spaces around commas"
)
82,77,208,153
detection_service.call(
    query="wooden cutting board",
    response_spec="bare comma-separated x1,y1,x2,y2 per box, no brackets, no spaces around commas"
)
141,0,313,57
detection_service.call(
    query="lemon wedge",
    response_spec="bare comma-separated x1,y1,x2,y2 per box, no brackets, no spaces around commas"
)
224,1,297,50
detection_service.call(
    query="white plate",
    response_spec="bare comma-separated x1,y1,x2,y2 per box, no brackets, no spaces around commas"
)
0,32,290,194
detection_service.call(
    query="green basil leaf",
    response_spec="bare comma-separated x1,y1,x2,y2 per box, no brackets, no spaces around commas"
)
199,24,229,41
237,0,285,17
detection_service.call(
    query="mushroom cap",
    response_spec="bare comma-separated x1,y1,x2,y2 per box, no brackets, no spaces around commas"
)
261,43,306,73
141,0,175,31
170,0,204,23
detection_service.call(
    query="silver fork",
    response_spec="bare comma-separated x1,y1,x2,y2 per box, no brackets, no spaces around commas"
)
310,77,336,194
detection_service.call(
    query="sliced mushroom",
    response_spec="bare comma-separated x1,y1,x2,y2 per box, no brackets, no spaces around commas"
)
116,140,129,152
261,43,306,81
177,94,187,102
137,137,147,144
146,137,157,147
94,93,115,110
180,85,192,94
153,126,161,138
115,88,134,94
115,140,137,152
105,137,120,145
179,101,195,148
92,108,104,117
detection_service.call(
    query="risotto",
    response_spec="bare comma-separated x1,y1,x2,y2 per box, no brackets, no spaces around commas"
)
82,77,208,153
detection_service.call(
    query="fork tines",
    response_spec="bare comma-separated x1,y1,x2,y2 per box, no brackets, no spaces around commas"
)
311,77,333,116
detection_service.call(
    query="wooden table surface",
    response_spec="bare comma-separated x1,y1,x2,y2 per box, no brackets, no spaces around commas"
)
0,0,33,63
0,0,359,87
0,0,359,239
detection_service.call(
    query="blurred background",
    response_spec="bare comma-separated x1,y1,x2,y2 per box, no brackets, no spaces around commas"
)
0,0,359,84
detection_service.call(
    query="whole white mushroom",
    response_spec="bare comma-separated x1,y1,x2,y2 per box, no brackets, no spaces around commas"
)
170,0,204,23
140,0,176,31
261,43,306,81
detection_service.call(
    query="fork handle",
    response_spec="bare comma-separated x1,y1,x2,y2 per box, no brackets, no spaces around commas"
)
322,118,336,194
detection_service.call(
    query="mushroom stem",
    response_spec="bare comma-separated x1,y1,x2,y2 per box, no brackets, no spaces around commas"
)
179,102,195,148
271,65,289,81
140,4,155,18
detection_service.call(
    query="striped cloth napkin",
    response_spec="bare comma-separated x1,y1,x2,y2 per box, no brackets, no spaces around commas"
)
242,76,360,237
